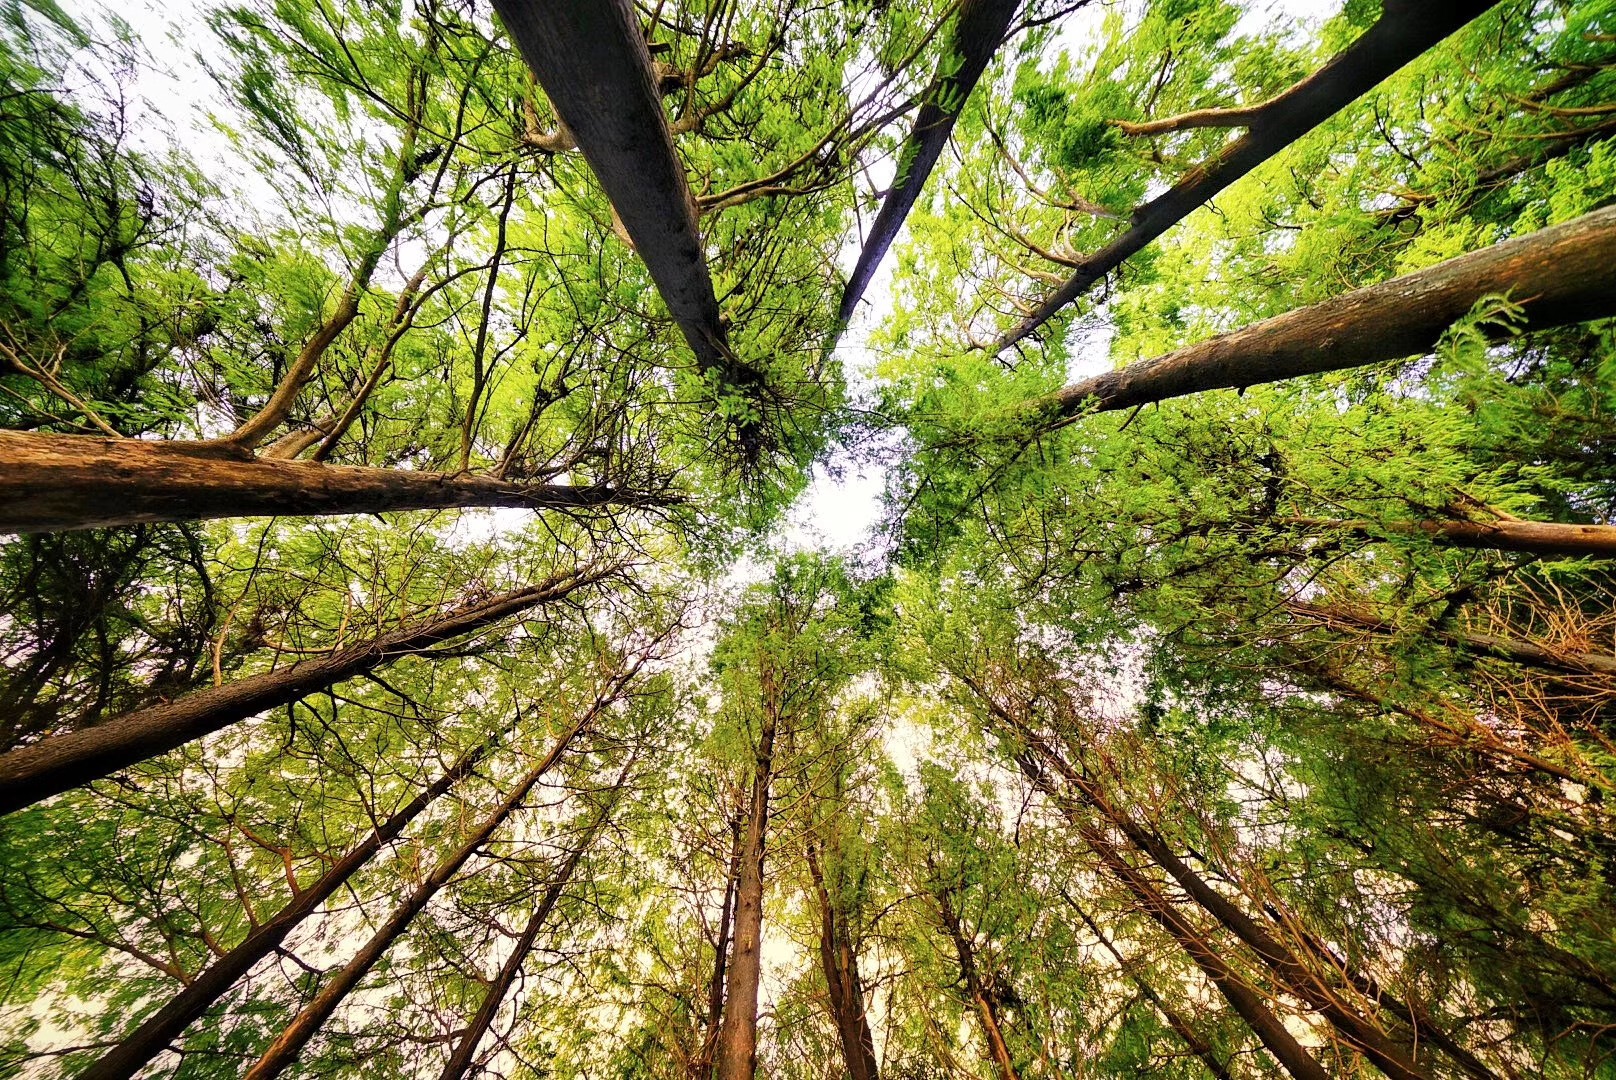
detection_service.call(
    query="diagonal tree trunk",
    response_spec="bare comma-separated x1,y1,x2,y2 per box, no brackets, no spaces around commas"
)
806,838,880,1080
77,735,504,1080
995,0,1501,351
835,0,1025,332
242,669,634,1080
0,563,618,815
935,886,1021,1080
435,756,633,1080
490,0,741,389
0,432,668,534
1061,892,1236,1080
1027,204,1616,423
713,701,779,1080
692,810,746,1080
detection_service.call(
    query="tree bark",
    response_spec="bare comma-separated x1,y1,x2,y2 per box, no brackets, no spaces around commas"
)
936,888,1021,1080
77,738,499,1080
1284,516,1616,559
713,704,778,1080
0,432,666,534
693,812,746,1080
835,0,1024,331
0,563,617,815
435,761,630,1080
1030,204,1616,421
490,0,740,388
242,676,628,1080
806,839,880,1080
995,0,1501,351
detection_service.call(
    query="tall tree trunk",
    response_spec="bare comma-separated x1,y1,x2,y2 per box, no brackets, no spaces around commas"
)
806,839,880,1080
0,432,665,534
995,0,1501,351
0,562,616,816
1010,751,1332,1080
693,811,746,1080
835,0,1024,331
1029,204,1616,422
77,737,500,1080
242,674,629,1080
436,758,632,1080
1062,893,1236,1080
935,888,1021,1080
713,704,779,1080
490,0,742,390
1284,515,1616,559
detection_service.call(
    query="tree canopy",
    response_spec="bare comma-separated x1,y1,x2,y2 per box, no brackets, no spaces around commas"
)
2,0,1615,1078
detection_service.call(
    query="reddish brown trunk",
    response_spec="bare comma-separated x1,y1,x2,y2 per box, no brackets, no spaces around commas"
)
692,812,745,1080
0,432,665,534
436,763,630,1080
1032,205,1616,421
78,737,499,1080
0,564,616,815
1290,516,1616,559
713,707,778,1080
806,841,880,1080
997,1,1500,350
836,0,1024,330
242,674,629,1080
935,889,1020,1080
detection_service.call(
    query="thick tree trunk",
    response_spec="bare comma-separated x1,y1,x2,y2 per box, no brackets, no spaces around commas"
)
1286,516,1616,559
1031,204,1616,421
0,432,663,534
713,706,778,1080
242,678,625,1080
996,0,1501,351
490,0,739,387
76,738,498,1080
0,564,616,815
936,889,1021,1080
1063,895,1236,1080
835,0,1024,330
806,841,880,1080
435,763,629,1080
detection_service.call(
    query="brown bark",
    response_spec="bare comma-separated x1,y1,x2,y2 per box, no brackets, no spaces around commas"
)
78,738,499,1080
435,763,629,1080
935,888,1021,1080
0,432,667,534
995,1,1502,352
836,0,1025,330
1031,204,1616,421
242,674,628,1080
0,563,617,815
692,813,746,1080
806,840,880,1080
713,704,778,1080
491,0,745,389
1284,516,1616,559
1062,893,1236,1080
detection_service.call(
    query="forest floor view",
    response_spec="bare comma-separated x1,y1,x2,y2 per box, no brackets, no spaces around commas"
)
2,0,1615,1077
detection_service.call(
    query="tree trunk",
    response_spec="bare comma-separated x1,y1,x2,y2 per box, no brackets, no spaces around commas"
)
242,677,626,1080
693,812,746,1080
490,0,739,388
1286,515,1616,559
713,706,778,1080
996,0,1501,351
0,563,616,815
936,889,1021,1080
835,0,1024,330
0,432,665,534
1062,893,1236,1080
1030,203,1616,421
436,760,630,1080
77,737,498,1080
806,840,880,1080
